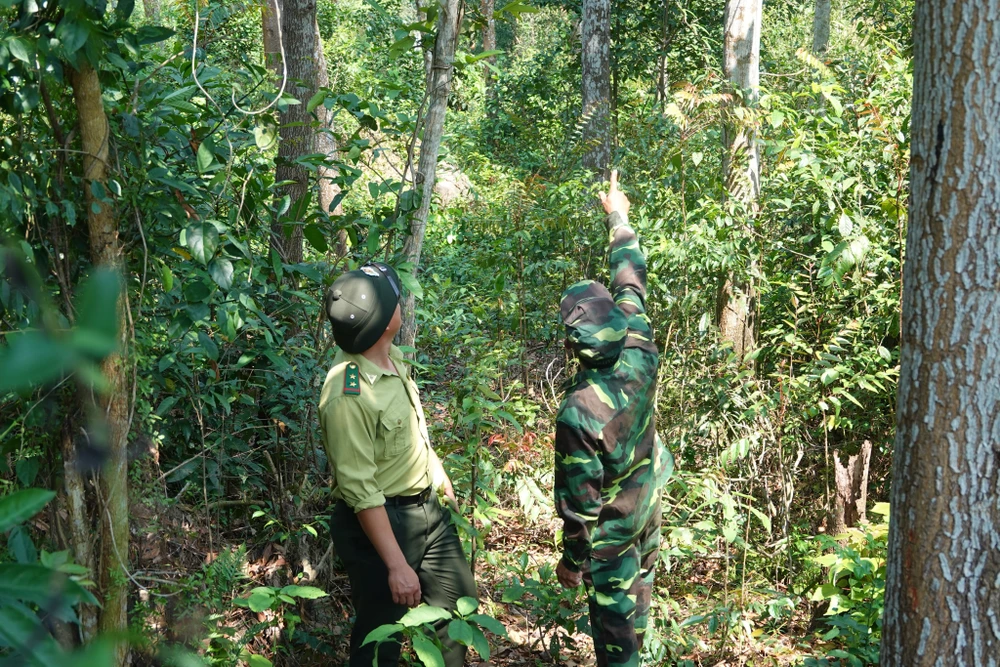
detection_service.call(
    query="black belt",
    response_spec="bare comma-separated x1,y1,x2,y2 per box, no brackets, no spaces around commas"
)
384,487,433,507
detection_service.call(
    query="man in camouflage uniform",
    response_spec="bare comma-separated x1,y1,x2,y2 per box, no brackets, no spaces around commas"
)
554,171,671,667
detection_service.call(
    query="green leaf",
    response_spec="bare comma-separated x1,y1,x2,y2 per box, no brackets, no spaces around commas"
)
114,0,135,22
72,268,121,359
397,270,423,300
303,225,328,253
279,585,327,600
246,655,272,667
0,333,75,392
248,590,274,612
6,36,33,63
186,221,220,265
56,20,89,55
0,564,97,607
500,585,525,603
467,613,508,637
254,124,277,150
362,623,402,646
0,603,66,666
197,142,214,173
135,26,175,45
411,633,445,667
306,91,326,113
447,619,474,646
399,605,452,627
209,258,234,290
455,596,478,617
0,489,56,533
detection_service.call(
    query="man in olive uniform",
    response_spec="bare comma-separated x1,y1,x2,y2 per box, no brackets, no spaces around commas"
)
320,262,477,667
554,172,671,667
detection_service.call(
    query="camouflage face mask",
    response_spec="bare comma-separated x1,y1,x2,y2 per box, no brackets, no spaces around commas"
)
560,280,627,368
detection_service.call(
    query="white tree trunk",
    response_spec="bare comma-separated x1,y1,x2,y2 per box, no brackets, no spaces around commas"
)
881,1,1000,664
812,0,831,54
717,0,761,361
398,0,462,347
581,0,611,178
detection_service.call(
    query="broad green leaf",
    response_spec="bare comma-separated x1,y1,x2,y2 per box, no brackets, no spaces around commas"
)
0,564,97,607
135,26,175,45
186,221,220,265
0,489,56,533
306,90,326,113
254,124,277,150
455,596,477,617
248,590,274,612
246,655,272,667
399,604,451,627
0,332,75,392
280,585,327,600
303,225,328,253
6,36,33,63
72,268,121,359
362,623,402,646
470,627,491,659
447,619,474,646
0,603,65,666
209,258,234,290
56,20,89,55
411,633,445,667
467,613,508,638
197,142,214,173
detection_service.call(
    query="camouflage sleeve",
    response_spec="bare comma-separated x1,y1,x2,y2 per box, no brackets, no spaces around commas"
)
607,211,648,315
555,421,604,573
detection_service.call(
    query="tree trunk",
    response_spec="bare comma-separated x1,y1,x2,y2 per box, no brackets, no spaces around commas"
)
272,0,321,264
881,1,1000,664
716,0,761,361
61,410,97,639
580,0,611,178
398,0,462,348
811,0,831,54
656,0,671,102
481,0,497,83
312,14,347,256
70,61,130,667
829,440,872,538
142,0,161,23
262,0,282,75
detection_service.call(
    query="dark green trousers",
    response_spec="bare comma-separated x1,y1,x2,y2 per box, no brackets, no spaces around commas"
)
331,497,478,667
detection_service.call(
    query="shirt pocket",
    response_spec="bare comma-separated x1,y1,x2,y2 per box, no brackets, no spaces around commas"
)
379,401,413,458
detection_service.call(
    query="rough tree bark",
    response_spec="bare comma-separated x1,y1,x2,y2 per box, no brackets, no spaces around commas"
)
312,15,347,256
716,0,761,361
580,0,611,178
70,60,130,666
60,411,97,639
811,0,831,54
398,0,462,348
829,440,872,538
481,0,496,73
656,0,671,102
262,0,282,74
142,0,161,24
880,1,1000,664
272,0,321,264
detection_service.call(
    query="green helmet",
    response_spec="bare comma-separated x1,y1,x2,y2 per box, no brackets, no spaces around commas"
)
325,262,401,353
560,280,627,368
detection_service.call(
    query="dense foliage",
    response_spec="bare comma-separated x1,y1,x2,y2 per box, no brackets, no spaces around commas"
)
1,0,913,664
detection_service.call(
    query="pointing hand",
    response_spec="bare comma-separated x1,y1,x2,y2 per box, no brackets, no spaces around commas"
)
598,169,630,217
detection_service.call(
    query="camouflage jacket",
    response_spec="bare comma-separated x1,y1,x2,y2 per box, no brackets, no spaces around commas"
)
555,211,669,573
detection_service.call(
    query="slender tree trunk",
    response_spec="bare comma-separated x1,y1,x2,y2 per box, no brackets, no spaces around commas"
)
481,0,496,71
881,2,1000,664
272,0,321,264
656,0,671,102
580,0,611,179
716,0,761,361
398,0,462,348
61,410,97,639
829,440,872,537
142,0,161,23
70,60,130,667
811,0,831,54
312,15,347,256
262,0,282,74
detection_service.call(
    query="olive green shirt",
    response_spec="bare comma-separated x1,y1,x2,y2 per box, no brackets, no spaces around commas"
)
319,345,444,512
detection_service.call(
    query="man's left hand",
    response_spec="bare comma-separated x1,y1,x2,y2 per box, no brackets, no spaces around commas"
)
556,559,582,588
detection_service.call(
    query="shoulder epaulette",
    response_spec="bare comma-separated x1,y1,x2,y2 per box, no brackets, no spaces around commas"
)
344,362,361,396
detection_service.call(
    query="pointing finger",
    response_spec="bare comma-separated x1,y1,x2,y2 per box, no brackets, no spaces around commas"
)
609,169,618,193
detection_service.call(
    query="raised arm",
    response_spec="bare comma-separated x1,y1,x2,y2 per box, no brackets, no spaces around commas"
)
600,171,648,314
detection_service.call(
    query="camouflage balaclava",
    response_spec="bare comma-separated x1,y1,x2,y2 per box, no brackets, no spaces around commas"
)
560,280,627,368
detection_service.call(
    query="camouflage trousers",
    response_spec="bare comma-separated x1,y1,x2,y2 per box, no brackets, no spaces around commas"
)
583,508,662,667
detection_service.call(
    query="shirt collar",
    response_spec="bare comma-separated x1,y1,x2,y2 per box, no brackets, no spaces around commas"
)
342,345,406,387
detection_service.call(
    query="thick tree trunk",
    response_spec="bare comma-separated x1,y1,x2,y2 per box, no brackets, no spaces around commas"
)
717,0,761,361
398,0,462,348
829,440,872,538
880,1,1000,664
811,0,831,54
70,61,130,667
580,0,611,178
272,0,321,264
